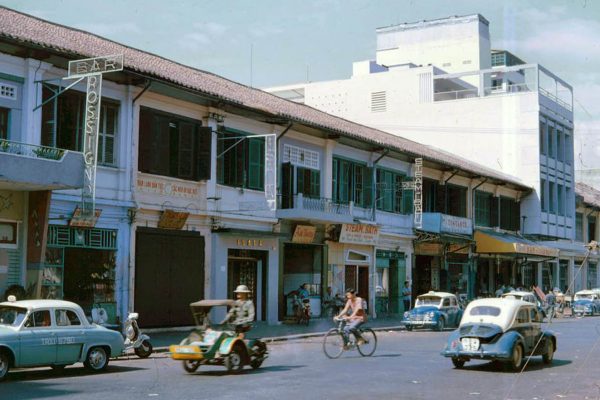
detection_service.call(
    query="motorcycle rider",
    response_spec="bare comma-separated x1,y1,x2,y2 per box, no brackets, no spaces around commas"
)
222,285,255,338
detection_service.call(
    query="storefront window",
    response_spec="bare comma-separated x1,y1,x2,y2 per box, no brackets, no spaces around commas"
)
559,261,568,293
522,264,535,288
283,244,323,317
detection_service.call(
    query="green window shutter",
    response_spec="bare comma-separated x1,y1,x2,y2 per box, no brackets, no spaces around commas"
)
490,196,499,227
310,170,320,197
363,166,373,208
196,127,212,180
383,171,393,211
402,188,414,215
394,174,403,213
332,159,339,202
376,169,383,210
339,160,350,203
296,167,305,195
248,137,264,190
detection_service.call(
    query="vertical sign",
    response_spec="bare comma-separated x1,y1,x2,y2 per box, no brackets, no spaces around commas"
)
66,55,123,219
413,158,423,229
264,134,277,211
81,74,102,218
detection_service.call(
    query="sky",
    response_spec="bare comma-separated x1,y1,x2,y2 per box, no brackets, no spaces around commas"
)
1,0,599,174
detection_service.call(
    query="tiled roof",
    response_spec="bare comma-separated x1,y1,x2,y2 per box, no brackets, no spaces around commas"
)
0,6,529,190
576,182,600,208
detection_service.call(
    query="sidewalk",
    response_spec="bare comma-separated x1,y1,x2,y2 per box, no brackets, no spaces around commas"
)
147,316,407,352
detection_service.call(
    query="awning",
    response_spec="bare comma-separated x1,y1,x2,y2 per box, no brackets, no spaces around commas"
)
536,240,596,259
474,229,559,258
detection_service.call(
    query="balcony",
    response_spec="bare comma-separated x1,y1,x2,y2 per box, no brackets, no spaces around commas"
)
0,139,84,191
432,64,573,113
277,194,414,232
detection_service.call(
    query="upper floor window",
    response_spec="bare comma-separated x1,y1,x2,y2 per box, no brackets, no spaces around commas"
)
375,168,412,214
588,216,596,242
217,127,265,190
499,196,520,231
575,212,583,242
0,107,7,139
540,178,547,212
422,179,466,217
539,121,547,155
547,125,555,159
138,107,211,181
332,157,371,208
475,191,493,227
557,185,564,216
296,167,320,198
41,86,119,166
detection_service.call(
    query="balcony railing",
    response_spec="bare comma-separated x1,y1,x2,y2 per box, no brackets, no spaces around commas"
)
279,194,351,216
0,139,66,161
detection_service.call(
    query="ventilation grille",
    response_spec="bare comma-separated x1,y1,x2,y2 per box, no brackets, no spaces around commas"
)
370,91,387,112
0,83,16,100
282,144,319,170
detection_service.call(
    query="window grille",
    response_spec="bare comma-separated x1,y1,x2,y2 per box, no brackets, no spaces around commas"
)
0,83,16,100
282,144,319,169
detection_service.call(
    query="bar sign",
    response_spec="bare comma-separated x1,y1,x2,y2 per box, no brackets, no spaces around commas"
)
68,55,123,78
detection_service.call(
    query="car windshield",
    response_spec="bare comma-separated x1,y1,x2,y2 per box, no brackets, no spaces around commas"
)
576,294,593,299
469,306,501,316
416,296,441,306
0,306,28,327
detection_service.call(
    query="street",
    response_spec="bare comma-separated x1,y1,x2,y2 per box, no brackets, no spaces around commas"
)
3,317,600,400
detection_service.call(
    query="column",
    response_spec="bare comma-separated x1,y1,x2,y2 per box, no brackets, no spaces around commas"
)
568,257,575,294
21,59,52,144
204,116,218,212
323,139,335,199
536,262,543,289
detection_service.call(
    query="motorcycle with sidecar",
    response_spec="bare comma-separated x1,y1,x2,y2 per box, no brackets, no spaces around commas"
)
168,299,268,374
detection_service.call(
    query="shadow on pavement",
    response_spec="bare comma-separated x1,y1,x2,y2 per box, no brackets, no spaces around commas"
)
1,381,80,399
338,353,402,360
457,358,572,373
185,364,306,377
7,364,144,382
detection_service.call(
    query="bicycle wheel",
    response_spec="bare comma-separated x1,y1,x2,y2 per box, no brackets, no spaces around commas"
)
357,328,377,357
323,329,345,359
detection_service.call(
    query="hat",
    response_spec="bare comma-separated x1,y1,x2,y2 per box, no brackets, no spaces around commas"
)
234,284,251,293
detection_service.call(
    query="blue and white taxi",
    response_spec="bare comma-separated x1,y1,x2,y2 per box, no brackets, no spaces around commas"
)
441,298,556,371
0,298,124,381
402,291,463,331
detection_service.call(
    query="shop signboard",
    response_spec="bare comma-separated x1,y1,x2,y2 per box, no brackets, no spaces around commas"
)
339,224,379,245
421,213,472,235
136,176,199,198
292,225,316,244
157,209,189,230
69,206,102,228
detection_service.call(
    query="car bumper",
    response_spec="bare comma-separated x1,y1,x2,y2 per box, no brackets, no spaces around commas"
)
403,320,438,327
441,348,511,361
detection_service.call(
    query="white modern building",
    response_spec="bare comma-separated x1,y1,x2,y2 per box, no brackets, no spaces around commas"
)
267,14,576,242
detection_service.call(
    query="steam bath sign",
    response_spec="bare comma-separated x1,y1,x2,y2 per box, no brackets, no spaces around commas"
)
67,55,123,219
339,224,380,245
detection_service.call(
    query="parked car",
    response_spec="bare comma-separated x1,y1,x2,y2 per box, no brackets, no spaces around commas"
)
441,298,556,371
0,298,124,381
501,290,549,319
402,291,463,331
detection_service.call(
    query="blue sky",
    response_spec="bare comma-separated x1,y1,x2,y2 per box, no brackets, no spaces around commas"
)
1,0,599,169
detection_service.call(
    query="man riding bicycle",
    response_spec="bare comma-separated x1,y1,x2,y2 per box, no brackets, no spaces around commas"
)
335,288,367,348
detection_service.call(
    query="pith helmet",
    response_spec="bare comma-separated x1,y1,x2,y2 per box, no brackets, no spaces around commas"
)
234,284,251,293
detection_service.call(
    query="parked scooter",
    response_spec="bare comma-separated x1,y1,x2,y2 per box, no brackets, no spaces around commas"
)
124,312,153,358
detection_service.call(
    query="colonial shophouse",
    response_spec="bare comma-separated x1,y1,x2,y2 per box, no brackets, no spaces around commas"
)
0,7,550,328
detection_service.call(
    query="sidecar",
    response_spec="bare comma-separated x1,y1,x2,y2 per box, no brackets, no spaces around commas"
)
168,300,268,374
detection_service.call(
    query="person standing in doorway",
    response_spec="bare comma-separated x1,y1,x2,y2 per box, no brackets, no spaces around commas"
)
402,281,412,312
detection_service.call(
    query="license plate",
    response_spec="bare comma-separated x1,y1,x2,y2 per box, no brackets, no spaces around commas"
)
461,337,480,351
169,345,203,360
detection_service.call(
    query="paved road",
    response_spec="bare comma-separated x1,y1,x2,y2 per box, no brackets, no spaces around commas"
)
4,317,600,400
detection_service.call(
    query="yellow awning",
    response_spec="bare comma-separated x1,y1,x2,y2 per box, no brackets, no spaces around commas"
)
474,230,559,258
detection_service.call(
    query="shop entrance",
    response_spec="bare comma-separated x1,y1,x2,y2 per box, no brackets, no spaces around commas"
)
135,228,204,328
63,248,116,312
227,249,267,321
345,265,369,301
282,244,324,318
414,255,433,299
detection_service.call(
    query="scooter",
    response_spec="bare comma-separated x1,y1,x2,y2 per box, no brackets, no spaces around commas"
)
124,312,153,358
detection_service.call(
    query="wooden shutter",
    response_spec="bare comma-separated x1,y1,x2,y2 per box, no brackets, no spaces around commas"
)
435,183,446,213
332,159,339,202
138,108,153,173
363,166,373,208
178,122,194,179
490,196,499,227
196,126,212,180
281,162,293,209
248,137,264,190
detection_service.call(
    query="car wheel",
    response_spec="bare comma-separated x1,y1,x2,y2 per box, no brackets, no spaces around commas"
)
134,340,153,358
182,360,200,373
0,351,10,381
84,347,109,372
451,358,465,369
542,340,554,364
509,344,523,371
225,345,245,373
405,325,413,331
435,318,445,332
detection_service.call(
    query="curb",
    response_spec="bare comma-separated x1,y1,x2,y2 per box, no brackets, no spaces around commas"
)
152,324,407,353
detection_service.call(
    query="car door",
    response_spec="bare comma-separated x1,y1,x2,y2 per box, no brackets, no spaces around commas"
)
18,309,57,366
511,306,532,352
447,297,459,326
440,297,451,321
528,307,544,354
55,308,87,364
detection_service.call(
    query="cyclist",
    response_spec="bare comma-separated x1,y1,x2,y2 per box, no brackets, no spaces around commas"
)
335,288,366,348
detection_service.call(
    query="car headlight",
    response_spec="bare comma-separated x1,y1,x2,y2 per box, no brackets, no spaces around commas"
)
403,312,409,318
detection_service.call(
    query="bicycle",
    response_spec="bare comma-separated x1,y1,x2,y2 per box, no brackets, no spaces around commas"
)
322,317,377,359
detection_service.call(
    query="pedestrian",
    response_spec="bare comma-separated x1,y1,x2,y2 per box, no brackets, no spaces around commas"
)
495,284,505,297
402,281,412,311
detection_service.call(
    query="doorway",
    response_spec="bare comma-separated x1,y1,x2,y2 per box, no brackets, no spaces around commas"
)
227,249,267,321
345,265,369,301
